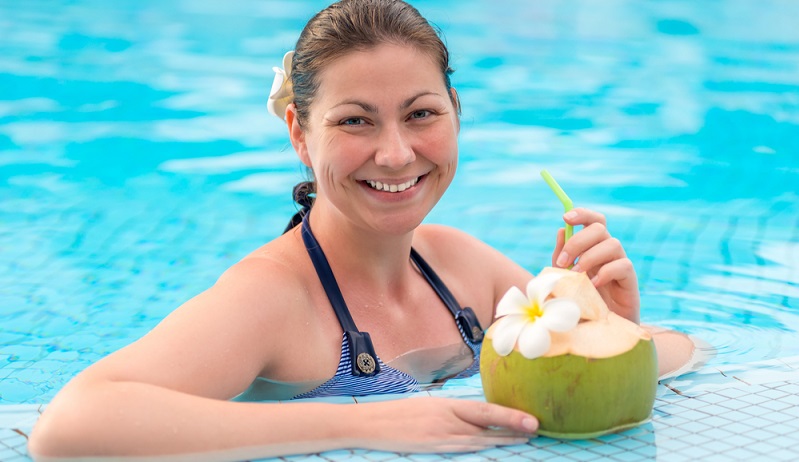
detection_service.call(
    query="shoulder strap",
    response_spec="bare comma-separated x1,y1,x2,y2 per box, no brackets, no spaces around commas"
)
300,215,380,377
410,249,484,344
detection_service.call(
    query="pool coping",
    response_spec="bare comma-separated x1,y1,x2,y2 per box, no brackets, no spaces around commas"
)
3,355,799,461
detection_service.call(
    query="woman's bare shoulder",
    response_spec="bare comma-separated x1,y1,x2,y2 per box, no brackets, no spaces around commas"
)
217,238,310,304
413,224,524,274
75,236,316,398
413,224,533,317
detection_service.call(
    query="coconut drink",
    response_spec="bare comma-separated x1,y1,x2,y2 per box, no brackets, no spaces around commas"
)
480,267,657,439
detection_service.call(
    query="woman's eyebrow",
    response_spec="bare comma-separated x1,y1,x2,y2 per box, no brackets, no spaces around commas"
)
330,91,442,114
330,100,378,113
401,91,440,109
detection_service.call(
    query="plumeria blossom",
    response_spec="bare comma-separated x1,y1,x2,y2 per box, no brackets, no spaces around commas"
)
492,273,581,359
267,51,295,122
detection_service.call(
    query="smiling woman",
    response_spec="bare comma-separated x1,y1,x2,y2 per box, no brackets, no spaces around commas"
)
26,0,691,460
286,43,460,235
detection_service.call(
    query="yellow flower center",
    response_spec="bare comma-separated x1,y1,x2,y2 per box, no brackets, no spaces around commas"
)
522,300,544,323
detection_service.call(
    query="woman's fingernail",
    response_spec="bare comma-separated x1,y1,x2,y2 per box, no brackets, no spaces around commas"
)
591,275,599,286
571,264,581,273
522,417,538,431
563,210,578,220
556,251,569,267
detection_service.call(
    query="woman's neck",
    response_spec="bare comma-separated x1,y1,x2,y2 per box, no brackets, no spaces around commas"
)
305,204,418,295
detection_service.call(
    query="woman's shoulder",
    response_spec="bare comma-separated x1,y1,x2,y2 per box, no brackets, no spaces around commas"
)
413,223,507,265
413,223,533,307
217,233,311,304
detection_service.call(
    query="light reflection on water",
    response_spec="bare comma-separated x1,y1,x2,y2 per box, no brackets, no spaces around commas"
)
1,0,798,404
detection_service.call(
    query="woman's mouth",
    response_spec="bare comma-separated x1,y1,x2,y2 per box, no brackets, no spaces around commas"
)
364,176,421,193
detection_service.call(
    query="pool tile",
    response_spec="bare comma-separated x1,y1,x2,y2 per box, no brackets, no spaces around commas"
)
692,392,732,405
528,436,560,448
772,382,799,394
695,426,734,440
363,451,401,461
756,398,794,412
321,449,364,461
782,405,799,418
584,442,625,456
0,405,40,429
653,437,690,452
565,438,600,449
714,409,753,423
677,445,716,459
696,439,735,453
776,393,799,406
735,392,771,406
754,388,790,400
770,448,799,461
713,387,749,399
474,447,514,459
678,432,712,446
607,437,646,451
537,442,581,455
406,454,445,461
0,448,22,461
610,450,658,461
565,449,603,461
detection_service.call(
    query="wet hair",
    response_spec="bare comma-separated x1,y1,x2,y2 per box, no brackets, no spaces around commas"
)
291,0,458,127
284,0,458,230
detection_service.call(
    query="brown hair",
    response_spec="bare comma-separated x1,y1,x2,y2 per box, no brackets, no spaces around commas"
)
291,0,457,127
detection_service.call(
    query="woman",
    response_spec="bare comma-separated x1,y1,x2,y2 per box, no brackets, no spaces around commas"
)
28,0,693,460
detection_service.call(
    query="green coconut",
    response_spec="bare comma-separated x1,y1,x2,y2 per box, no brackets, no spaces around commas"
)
480,268,658,439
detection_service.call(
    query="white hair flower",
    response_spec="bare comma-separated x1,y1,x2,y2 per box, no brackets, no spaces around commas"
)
267,51,295,122
491,273,581,359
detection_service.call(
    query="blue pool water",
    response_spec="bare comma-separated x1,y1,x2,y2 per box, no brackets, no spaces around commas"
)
1,0,798,428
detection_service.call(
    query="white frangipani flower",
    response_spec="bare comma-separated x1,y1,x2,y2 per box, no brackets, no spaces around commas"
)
267,51,295,122
492,273,581,359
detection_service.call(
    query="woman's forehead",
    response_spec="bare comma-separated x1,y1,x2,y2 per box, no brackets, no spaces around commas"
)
313,44,446,104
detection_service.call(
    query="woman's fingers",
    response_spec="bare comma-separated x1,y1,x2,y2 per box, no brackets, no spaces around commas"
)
551,228,565,267
555,222,612,269
546,207,640,323
563,207,606,227
571,236,625,276
366,398,537,454
591,257,637,290
452,400,538,435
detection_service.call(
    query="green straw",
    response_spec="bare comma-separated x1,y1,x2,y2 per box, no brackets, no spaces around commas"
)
540,169,574,243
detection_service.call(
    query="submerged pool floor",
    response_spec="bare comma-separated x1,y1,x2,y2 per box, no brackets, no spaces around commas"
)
3,357,799,462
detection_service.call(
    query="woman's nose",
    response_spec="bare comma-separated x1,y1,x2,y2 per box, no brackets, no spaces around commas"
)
374,124,415,169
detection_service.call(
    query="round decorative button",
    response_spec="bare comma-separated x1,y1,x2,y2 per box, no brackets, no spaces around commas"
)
472,326,483,340
356,352,376,374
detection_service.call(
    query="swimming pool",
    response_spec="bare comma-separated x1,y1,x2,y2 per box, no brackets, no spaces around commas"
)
1,0,798,460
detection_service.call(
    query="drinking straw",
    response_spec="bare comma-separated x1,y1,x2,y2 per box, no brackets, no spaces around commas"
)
540,169,574,243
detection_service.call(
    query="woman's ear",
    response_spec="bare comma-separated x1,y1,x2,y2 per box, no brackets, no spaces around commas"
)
286,104,312,168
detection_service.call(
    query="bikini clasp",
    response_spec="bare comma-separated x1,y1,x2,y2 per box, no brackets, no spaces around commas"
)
456,307,484,343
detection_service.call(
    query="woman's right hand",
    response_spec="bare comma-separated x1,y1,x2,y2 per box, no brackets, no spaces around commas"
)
353,397,537,453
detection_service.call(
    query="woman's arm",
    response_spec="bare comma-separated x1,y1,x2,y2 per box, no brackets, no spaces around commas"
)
28,258,537,460
29,376,535,460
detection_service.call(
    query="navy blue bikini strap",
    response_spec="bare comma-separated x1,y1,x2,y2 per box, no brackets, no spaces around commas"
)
410,249,484,344
300,214,380,377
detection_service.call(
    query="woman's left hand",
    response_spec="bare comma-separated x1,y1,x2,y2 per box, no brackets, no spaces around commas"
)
551,207,640,323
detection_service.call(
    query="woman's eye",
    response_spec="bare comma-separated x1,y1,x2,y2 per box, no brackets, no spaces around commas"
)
340,117,365,126
410,110,431,119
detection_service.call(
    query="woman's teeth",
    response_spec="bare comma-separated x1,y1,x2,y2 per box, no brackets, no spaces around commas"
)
366,177,419,193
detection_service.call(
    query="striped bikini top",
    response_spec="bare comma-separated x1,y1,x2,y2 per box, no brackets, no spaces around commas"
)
293,214,484,400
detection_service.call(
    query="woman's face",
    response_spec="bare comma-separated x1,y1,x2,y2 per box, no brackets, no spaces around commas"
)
289,43,460,235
